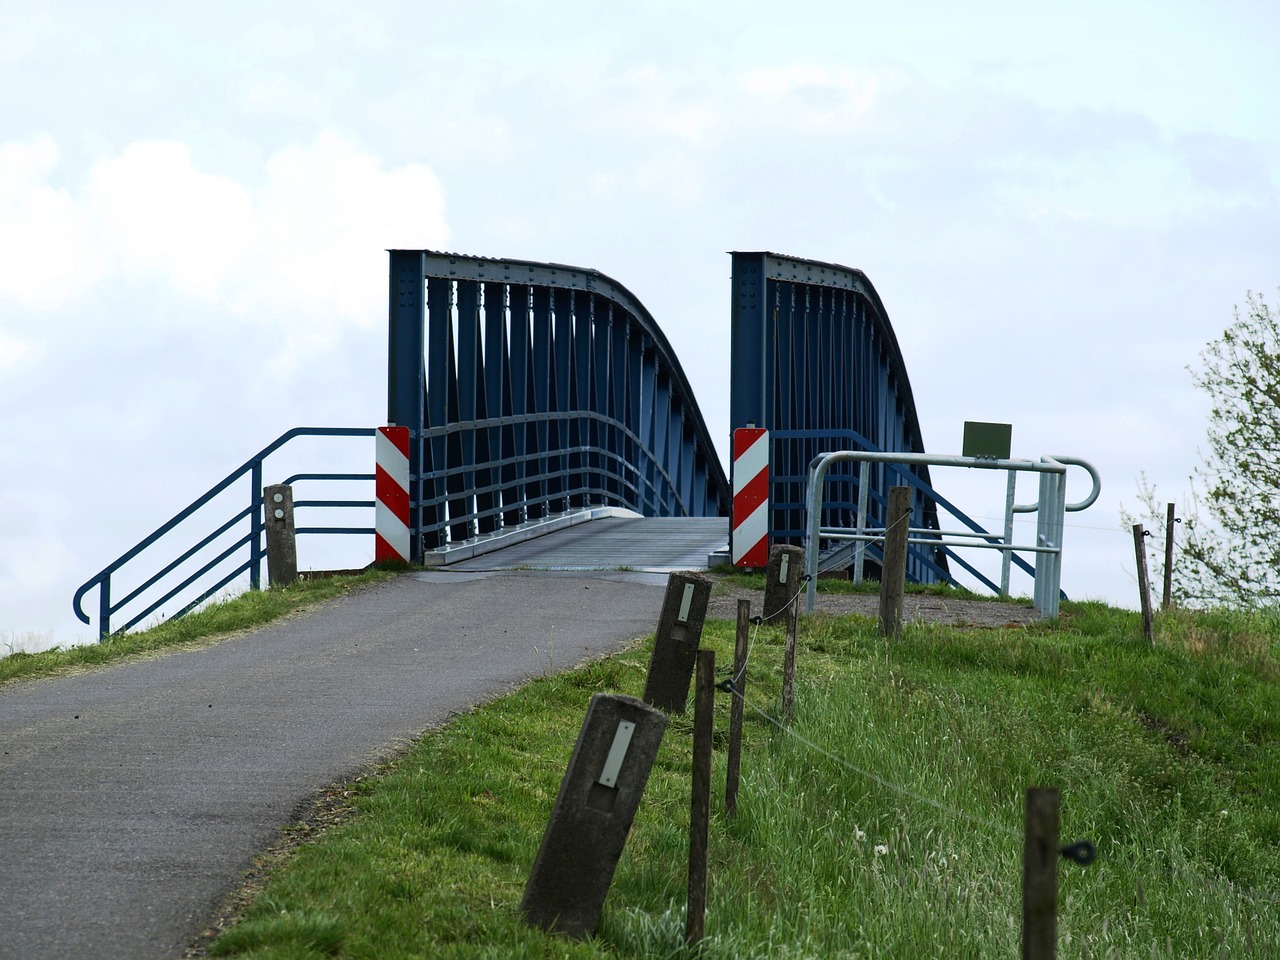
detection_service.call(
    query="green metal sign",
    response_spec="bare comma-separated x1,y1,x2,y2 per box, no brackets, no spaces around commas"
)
962,421,1012,459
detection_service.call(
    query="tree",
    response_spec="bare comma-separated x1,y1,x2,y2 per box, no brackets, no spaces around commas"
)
1126,290,1280,608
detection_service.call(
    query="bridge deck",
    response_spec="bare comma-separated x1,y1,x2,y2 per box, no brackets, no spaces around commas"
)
445,516,729,573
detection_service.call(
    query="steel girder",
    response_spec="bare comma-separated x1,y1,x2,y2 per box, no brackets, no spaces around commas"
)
729,251,948,583
388,251,731,560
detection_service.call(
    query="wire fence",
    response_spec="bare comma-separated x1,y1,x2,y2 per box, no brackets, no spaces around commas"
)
708,574,1280,942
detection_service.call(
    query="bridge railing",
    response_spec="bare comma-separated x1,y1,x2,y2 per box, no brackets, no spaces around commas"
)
72,427,375,640
805,451,1102,617
389,252,732,558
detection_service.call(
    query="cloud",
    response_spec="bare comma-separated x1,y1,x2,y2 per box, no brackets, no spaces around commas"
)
0,137,103,308
0,130,450,329
87,141,256,299
0,331,35,369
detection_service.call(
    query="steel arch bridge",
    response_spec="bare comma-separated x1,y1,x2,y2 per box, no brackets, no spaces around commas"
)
389,248,957,584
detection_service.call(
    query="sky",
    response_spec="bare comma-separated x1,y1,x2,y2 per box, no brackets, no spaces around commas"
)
2,0,1278,652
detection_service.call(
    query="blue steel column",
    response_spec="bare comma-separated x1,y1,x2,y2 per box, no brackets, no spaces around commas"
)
482,281,507,533
456,280,481,539
388,251,425,562
730,252,768,433
508,284,531,525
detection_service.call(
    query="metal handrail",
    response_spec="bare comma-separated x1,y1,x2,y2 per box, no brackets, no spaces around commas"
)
72,427,376,639
805,451,1101,619
413,410,700,548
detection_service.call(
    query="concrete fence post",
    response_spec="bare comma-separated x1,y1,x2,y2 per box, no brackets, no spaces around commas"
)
264,483,297,588
642,572,712,713
521,693,668,938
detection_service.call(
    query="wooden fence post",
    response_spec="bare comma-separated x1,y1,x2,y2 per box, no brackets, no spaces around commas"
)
1162,503,1176,610
726,600,749,816
1132,524,1154,645
1022,787,1060,960
686,649,714,944
878,486,912,638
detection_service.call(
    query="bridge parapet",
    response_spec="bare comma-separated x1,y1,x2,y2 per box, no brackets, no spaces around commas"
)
389,251,731,560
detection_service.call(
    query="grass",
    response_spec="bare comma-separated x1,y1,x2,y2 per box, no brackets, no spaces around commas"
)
201,592,1280,959
0,569,398,686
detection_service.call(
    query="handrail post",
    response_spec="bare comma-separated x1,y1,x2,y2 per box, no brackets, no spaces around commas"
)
1001,469,1016,596
98,578,111,641
804,455,828,613
1033,470,1052,617
854,459,870,583
249,460,263,590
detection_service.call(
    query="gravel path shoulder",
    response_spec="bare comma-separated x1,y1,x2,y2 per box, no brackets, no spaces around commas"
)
707,582,1041,628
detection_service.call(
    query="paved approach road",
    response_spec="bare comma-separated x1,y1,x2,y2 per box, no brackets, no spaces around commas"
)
0,570,672,960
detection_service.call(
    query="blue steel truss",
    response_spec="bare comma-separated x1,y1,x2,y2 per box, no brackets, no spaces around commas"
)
388,251,731,559
729,251,951,583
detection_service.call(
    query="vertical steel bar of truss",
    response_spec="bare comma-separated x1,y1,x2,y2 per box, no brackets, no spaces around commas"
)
531,286,552,518
456,280,481,540
505,283,528,526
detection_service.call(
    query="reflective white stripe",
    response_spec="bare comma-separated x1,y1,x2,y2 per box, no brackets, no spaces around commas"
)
376,430,410,491
732,431,769,496
731,499,769,564
376,502,411,558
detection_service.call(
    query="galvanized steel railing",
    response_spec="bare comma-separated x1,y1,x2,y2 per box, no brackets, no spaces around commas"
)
388,251,731,558
804,451,1102,618
72,427,375,639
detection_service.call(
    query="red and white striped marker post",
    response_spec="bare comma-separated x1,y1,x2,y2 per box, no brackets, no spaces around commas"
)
375,426,411,563
731,427,769,568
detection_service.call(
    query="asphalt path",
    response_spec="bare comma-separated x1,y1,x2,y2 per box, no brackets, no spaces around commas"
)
0,570,669,960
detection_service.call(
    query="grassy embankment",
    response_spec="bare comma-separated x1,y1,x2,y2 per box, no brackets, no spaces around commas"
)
0,568,398,685
199,580,1280,959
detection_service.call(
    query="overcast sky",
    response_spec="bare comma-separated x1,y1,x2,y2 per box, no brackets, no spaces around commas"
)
2,1,1277,652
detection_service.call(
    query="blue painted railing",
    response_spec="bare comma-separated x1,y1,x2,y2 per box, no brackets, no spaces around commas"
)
72,427,375,640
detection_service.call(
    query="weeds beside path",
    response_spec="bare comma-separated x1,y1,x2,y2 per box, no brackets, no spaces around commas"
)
0,569,399,686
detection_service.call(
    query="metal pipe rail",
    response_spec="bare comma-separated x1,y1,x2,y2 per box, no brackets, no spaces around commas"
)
73,427,376,640
805,451,1101,619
